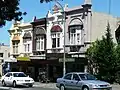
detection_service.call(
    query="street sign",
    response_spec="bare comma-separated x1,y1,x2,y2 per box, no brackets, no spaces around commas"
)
59,58,75,62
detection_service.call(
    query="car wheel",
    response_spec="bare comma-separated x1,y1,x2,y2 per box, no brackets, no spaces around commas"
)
2,80,6,86
13,81,16,88
29,84,33,87
60,85,65,90
82,86,89,90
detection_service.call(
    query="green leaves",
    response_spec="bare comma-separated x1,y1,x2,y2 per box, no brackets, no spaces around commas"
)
0,0,26,27
86,23,117,83
40,0,63,3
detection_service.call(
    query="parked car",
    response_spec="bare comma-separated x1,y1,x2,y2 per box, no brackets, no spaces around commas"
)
1,72,34,87
56,72,112,90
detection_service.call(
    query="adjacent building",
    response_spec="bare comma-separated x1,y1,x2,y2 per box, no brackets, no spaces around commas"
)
8,21,33,76
0,44,10,75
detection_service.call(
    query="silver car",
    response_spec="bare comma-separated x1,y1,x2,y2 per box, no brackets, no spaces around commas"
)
56,72,112,90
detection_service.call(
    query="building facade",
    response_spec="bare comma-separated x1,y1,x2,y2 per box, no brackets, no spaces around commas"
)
8,21,33,76
31,18,47,81
8,0,120,81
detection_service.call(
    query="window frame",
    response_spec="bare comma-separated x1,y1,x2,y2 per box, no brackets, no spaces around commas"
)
51,32,60,48
36,36,44,51
5,73,12,77
73,74,80,81
69,25,82,45
12,42,19,54
23,38,31,53
63,74,72,80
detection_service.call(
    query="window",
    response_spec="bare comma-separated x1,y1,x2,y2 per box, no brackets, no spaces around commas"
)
13,42,19,54
69,25,82,45
6,73,12,77
73,74,80,81
24,44,30,52
51,33,60,48
13,73,27,77
79,74,96,80
36,36,44,51
64,74,72,80
0,53,3,57
23,38,31,53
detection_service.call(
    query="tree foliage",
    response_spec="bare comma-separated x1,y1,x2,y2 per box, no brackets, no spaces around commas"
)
86,23,118,83
40,0,63,3
0,0,26,27
40,0,54,3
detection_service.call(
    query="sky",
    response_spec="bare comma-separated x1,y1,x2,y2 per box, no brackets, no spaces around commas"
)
0,0,120,45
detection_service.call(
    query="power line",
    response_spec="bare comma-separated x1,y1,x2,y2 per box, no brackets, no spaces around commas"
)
109,0,111,15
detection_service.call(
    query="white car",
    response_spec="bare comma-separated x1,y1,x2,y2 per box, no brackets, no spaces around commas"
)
1,72,34,87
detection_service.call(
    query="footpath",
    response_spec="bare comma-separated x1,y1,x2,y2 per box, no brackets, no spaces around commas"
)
34,82,57,89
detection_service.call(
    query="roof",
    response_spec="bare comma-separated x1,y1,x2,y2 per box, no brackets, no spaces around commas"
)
23,32,32,38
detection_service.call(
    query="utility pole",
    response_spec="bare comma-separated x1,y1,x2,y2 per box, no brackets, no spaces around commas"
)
55,1,66,76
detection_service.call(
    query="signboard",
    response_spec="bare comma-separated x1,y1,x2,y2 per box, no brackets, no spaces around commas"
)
4,57,17,62
59,58,75,62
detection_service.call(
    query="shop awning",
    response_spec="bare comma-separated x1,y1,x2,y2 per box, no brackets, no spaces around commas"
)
16,57,30,61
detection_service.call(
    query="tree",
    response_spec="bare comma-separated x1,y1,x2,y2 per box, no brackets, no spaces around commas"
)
114,44,120,84
0,0,26,27
86,23,116,83
40,0,63,3
40,0,53,3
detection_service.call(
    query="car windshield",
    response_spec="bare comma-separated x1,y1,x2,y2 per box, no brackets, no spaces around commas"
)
13,73,27,77
79,74,96,80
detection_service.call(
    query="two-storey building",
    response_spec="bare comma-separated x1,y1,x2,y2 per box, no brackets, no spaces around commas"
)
8,0,120,81
8,21,34,77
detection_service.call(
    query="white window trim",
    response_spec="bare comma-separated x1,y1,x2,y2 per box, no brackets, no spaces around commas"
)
70,29,82,45
36,36,44,51
13,42,18,54
24,43,30,53
51,32,60,48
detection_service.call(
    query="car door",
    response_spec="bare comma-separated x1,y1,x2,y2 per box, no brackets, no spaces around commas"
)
72,74,82,90
4,73,11,85
8,73,13,85
63,73,72,89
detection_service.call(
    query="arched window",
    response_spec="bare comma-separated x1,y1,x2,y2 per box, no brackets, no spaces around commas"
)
51,25,62,48
34,27,45,51
23,32,32,52
69,18,83,45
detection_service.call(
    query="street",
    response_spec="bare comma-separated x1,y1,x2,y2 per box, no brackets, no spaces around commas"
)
0,86,58,90
0,84,119,90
